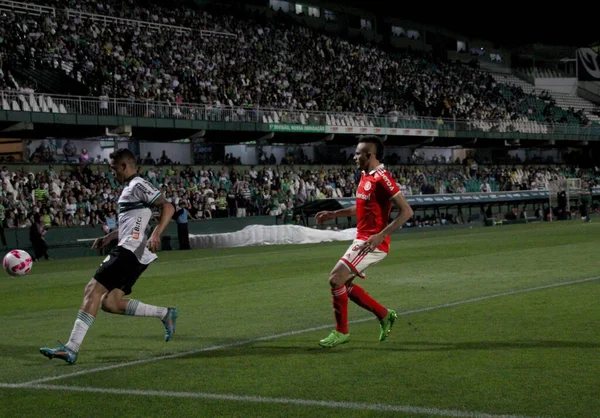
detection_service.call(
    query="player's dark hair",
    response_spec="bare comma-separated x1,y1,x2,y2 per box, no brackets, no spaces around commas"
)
109,148,137,166
357,135,384,160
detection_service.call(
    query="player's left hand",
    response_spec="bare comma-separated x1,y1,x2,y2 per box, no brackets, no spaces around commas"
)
363,233,384,252
147,233,161,252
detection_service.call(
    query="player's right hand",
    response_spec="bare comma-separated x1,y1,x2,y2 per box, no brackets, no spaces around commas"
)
315,211,334,225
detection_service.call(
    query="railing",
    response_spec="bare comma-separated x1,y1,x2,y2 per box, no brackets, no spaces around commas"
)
3,89,600,137
0,0,54,16
0,1,235,38
65,9,237,39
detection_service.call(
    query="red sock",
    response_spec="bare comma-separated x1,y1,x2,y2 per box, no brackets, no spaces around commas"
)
331,286,349,334
347,284,388,320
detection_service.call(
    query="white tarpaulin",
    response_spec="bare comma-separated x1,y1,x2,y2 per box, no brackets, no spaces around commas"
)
189,225,357,249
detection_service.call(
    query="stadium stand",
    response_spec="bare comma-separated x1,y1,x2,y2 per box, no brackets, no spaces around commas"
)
0,0,595,131
0,1,598,230
0,160,596,231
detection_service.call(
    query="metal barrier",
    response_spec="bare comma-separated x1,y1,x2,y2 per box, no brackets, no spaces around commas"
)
65,9,237,39
0,1,235,38
0,0,55,16
3,89,600,136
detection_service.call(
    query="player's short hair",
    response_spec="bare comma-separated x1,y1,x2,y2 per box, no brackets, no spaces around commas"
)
109,148,137,166
357,135,384,160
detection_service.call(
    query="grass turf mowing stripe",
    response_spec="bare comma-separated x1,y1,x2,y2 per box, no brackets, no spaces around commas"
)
18,275,600,387
0,383,547,418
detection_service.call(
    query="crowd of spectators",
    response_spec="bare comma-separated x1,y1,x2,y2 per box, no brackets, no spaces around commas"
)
0,1,590,126
0,160,596,233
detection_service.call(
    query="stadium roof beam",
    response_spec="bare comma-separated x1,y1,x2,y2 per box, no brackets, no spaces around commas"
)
188,130,206,139
539,139,556,147
2,122,33,132
105,125,132,137
257,132,275,145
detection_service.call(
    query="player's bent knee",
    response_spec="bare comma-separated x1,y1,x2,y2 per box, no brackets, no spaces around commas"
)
83,279,103,300
328,271,351,288
100,294,118,313
328,261,354,287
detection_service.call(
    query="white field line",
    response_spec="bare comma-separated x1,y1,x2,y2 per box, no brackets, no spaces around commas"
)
0,383,547,418
16,275,600,387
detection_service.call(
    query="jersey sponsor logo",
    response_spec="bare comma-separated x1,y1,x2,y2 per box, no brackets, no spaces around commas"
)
364,181,372,191
356,192,370,200
132,215,143,240
379,171,396,191
135,182,153,196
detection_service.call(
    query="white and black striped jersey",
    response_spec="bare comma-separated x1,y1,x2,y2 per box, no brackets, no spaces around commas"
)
117,175,161,265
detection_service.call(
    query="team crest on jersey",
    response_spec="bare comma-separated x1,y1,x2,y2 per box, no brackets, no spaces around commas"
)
364,181,372,191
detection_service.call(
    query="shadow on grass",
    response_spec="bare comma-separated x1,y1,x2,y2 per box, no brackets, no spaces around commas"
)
174,339,600,359
7,339,598,370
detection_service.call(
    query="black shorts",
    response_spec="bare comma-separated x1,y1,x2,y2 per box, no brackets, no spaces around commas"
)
94,246,148,295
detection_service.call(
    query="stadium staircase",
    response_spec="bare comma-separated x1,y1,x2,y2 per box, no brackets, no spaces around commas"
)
489,72,600,124
12,65,89,96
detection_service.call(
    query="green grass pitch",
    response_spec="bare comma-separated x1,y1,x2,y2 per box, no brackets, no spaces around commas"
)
0,221,599,417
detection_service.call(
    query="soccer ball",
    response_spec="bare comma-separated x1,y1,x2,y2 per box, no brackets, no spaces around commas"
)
3,250,33,277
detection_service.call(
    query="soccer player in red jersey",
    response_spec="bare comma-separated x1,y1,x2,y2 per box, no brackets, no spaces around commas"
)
315,136,414,347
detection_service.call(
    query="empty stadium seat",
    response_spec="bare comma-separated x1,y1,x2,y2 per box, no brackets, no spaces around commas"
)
20,99,30,112
29,95,40,112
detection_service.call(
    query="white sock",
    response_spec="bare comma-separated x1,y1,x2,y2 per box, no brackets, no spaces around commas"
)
125,300,167,320
66,311,95,352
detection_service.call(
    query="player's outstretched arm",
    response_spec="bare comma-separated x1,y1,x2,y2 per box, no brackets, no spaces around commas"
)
147,195,175,252
315,205,356,224
92,229,119,249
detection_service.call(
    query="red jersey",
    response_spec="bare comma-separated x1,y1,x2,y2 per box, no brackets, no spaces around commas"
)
355,164,401,253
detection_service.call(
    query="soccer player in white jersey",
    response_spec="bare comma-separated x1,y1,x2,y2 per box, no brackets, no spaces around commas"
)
316,136,414,347
40,149,178,365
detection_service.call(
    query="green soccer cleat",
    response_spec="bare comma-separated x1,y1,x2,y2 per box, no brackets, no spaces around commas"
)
40,341,78,365
379,309,398,342
161,307,179,342
319,330,350,348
